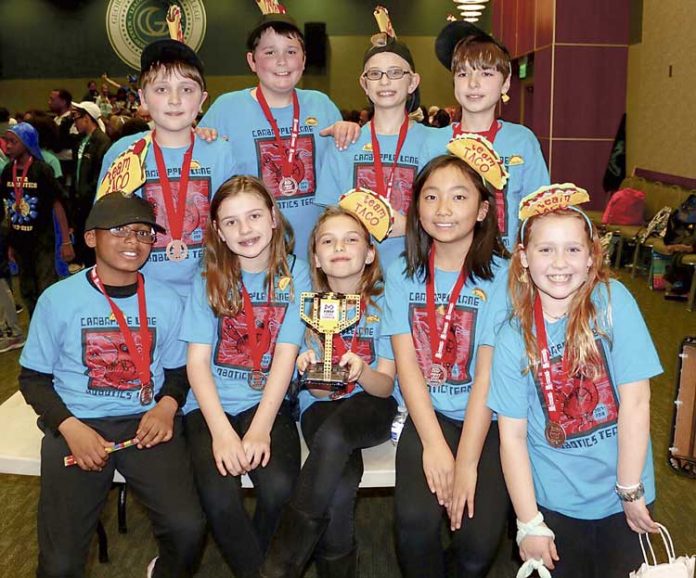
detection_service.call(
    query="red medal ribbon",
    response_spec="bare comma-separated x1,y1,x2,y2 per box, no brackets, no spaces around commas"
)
369,111,410,202
240,281,273,375
533,294,567,425
332,301,366,359
256,86,300,179
11,157,34,207
425,247,467,365
90,267,152,392
151,130,194,243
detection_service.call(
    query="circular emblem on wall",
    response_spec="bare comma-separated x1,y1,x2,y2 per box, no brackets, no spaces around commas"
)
106,0,206,70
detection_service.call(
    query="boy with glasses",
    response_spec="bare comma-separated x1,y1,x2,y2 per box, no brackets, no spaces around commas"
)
19,191,205,577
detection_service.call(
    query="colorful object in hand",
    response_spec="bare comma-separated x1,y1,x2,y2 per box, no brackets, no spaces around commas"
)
447,134,509,190
63,437,138,467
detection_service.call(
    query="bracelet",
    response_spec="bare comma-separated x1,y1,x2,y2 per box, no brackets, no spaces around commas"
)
62,241,72,246
616,482,641,491
615,481,645,502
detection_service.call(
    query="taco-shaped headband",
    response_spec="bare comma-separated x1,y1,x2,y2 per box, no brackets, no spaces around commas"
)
447,134,509,190
518,183,592,243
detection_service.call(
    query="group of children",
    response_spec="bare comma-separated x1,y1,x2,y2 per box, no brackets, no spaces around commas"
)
14,5,661,578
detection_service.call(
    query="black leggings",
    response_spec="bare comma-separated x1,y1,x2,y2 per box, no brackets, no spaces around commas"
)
185,403,300,578
294,392,397,557
539,506,649,578
395,414,509,578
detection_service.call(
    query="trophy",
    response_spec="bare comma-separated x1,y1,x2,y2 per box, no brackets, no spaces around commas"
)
299,292,361,392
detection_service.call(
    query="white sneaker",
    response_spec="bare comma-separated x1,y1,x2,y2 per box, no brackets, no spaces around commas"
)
146,556,158,578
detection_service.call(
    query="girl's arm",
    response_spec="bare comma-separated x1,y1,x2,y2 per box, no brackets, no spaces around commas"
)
340,352,395,398
616,379,659,533
187,343,250,476
242,342,299,469
499,415,559,570
448,345,493,529
392,333,454,508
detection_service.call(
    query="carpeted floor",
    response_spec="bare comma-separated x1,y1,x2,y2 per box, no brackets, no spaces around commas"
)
0,268,694,577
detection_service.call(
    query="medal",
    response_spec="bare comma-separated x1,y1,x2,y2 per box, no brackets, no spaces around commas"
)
139,383,154,406
90,268,153,406
279,176,298,196
256,86,301,197
248,370,267,391
545,421,566,448
427,363,447,387
369,111,410,203
152,130,195,260
422,247,467,387
165,239,189,262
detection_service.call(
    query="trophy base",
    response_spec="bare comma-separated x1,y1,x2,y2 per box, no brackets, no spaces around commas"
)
301,363,349,392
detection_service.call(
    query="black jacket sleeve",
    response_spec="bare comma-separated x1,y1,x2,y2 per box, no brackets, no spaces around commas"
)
155,365,190,410
18,366,73,434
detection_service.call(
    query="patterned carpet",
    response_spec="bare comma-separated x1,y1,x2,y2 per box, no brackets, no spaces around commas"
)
0,268,693,577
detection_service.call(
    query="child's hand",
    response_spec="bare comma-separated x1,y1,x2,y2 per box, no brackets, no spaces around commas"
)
297,350,318,374
242,427,271,470
422,440,455,508
338,351,365,383
519,534,559,570
194,126,217,142
135,396,177,449
623,498,659,533
58,417,111,472
447,460,477,530
212,428,250,477
319,121,360,150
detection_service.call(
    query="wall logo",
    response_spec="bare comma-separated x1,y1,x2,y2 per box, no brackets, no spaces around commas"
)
106,0,206,70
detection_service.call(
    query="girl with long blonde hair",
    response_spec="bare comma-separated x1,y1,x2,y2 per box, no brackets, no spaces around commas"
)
489,185,661,578
180,175,311,578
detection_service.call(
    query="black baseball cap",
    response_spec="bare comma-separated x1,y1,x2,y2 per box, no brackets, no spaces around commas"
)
363,36,420,113
86,192,165,233
435,21,506,69
247,14,303,51
140,38,204,76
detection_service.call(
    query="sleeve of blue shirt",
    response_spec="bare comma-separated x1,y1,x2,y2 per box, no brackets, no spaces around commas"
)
159,290,187,369
277,259,312,347
20,292,61,374
180,273,217,345
314,144,344,207
487,321,529,419
382,260,411,337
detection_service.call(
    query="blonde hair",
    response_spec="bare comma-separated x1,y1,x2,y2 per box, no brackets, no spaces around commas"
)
509,209,611,380
204,176,291,317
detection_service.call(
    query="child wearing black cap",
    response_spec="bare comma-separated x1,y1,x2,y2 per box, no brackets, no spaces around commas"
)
198,2,357,259
99,35,237,302
420,21,550,253
19,191,205,578
314,7,435,271
1,122,73,315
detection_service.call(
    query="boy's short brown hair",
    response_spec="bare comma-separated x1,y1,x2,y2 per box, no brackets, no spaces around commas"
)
246,18,305,53
139,62,206,92
451,35,511,78
139,39,206,91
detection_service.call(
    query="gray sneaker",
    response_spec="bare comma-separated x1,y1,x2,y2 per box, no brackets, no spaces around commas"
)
0,334,26,353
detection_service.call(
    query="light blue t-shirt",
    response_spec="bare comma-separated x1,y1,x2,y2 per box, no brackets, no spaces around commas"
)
200,89,342,260
488,280,662,519
419,120,549,251
20,269,186,418
180,258,311,417
315,122,434,270
298,293,396,415
382,256,509,421
99,131,237,301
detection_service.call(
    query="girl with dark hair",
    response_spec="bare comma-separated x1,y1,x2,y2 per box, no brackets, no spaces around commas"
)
383,152,510,578
489,185,660,578
262,206,397,577
181,175,310,578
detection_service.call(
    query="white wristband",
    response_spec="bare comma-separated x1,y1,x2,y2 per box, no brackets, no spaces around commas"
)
516,511,555,547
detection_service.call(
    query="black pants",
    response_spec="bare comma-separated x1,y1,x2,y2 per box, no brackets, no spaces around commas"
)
185,403,300,577
395,415,509,578
13,235,58,316
539,506,648,578
38,415,205,578
295,392,397,557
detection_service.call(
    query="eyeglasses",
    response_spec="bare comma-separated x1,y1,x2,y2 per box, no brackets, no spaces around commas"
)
362,68,411,81
108,225,157,244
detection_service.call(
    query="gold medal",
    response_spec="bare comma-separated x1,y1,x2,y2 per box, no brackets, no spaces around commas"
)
545,421,566,448
279,176,298,196
248,370,267,391
427,363,448,387
139,383,154,406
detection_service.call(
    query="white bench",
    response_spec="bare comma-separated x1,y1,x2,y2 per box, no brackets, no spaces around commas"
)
0,391,397,487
